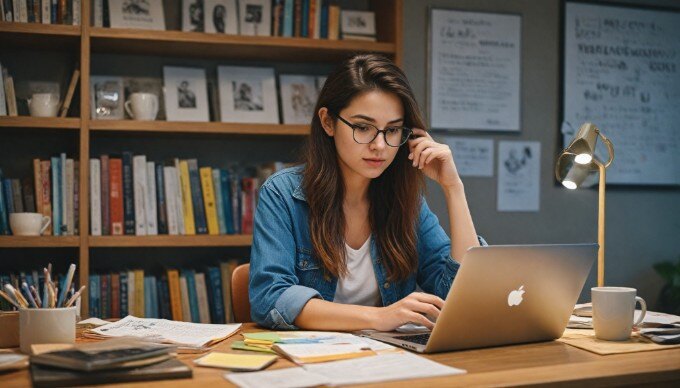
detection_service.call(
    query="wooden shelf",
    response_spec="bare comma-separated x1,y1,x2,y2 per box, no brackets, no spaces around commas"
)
89,27,396,61
89,234,253,247
0,22,81,50
0,236,80,248
0,116,81,129
89,120,310,136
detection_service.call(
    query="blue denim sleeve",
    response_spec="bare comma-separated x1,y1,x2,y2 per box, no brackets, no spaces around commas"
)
249,184,321,329
416,198,488,300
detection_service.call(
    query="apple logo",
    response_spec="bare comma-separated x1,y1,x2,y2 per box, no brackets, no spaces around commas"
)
507,285,525,307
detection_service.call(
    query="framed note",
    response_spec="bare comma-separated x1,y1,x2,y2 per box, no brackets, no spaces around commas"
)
429,8,521,132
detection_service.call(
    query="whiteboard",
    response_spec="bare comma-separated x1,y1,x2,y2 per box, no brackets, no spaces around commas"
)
429,9,521,132
563,2,680,185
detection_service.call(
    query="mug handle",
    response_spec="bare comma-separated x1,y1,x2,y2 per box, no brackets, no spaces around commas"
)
633,296,647,327
151,95,159,119
40,216,51,235
124,100,134,119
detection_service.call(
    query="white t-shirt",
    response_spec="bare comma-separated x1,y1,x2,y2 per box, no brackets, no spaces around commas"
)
333,237,382,307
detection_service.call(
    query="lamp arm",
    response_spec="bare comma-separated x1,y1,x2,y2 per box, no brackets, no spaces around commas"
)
597,132,615,168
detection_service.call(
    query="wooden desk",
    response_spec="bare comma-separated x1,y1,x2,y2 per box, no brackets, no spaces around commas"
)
3,323,680,387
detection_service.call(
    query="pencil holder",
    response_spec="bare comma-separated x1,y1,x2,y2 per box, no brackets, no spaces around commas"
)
0,311,20,348
19,307,77,354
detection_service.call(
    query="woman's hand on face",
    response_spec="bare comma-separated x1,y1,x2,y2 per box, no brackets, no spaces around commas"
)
408,128,462,189
372,292,444,331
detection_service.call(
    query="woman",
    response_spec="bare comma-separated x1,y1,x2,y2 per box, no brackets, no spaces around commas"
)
249,54,485,331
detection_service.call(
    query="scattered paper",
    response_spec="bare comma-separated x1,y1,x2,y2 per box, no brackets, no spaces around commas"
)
225,367,330,388
497,141,541,212
85,316,241,352
77,317,111,328
443,137,494,177
0,353,29,371
194,352,277,371
303,352,467,385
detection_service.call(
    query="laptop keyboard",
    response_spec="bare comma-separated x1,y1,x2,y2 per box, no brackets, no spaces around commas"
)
396,333,431,345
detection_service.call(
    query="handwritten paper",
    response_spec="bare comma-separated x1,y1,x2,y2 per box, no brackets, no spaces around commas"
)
225,367,330,388
444,136,494,177
564,3,680,185
497,141,541,212
430,9,521,131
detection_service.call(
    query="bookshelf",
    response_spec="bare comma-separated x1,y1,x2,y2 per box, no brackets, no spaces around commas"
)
0,0,403,317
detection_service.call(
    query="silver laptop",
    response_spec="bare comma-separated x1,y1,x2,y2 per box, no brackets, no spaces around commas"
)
365,244,596,353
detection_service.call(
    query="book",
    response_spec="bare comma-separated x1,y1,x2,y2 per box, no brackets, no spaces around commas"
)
30,358,191,386
100,155,110,235
155,164,167,235
178,274,191,322
127,270,135,319
187,159,207,235
10,179,22,213
158,275,171,320
109,157,123,235
39,160,52,235
65,158,74,235
90,159,102,236
183,269,200,323
132,154,147,235
50,156,61,236
74,161,79,234
172,159,185,235
211,169,226,235
283,0,294,37
219,169,234,234
0,170,8,235
220,260,237,323
162,166,178,235
60,153,67,234
194,272,211,324
22,177,35,213
0,63,6,116
30,338,175,372
89,274,100,319
206,266,225,324
328,3,340,40
33,159,43,217
100,273,110,318
119,271,128,317
178,160,195,235
3,67,17,116
167,269,182,321
110,272,120,318
145,161,158,235
240,177,257,234
199,167,219,235
41,0,50,24
134,269,144,317
122,152,135,235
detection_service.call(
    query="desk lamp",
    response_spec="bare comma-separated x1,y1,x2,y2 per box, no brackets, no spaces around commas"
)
555,123,614,287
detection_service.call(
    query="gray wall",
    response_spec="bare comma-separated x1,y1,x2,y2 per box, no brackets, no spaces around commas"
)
403,0,680,307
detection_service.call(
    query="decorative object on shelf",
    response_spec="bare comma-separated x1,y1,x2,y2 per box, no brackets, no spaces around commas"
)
238,0,271,36
279,75,317,125
204,0,238,34
162,66,209,122
8,212,51,236
28,93,60,117
59,67,80,117
217,66,278,124
555,122,615,287
124,76,165,120
108,0,166,30
182,0,204,32
90,76,125,120
124,93,159,121
340,10,376,41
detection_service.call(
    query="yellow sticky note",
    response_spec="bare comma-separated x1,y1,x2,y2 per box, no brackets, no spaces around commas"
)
243,332,281,342
194,352,278,371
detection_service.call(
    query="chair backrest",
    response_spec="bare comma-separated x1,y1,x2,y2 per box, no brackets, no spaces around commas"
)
231,263,251,323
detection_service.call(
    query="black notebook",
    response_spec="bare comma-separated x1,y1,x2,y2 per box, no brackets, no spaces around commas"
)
30,358,192,387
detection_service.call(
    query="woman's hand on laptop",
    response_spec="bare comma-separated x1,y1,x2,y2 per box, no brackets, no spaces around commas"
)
371,292,444,331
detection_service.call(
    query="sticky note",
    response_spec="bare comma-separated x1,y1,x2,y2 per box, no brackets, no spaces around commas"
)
194,352,278,371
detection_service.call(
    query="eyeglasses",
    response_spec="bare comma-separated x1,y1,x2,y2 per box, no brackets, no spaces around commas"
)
334,113,412,147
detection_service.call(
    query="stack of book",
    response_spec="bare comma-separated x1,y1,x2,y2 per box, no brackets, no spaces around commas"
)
0,154,78,236
0,0,81,25
90,154,287,236
89,259,241,324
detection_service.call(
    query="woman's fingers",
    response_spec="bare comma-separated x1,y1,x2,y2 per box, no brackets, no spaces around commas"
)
411,292,445,309
408,312,435,329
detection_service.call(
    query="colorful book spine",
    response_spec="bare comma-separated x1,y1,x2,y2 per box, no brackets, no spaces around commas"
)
206,266,225,324
73,161,79,234
220,169,234,234
0,169,8,235
22,178,35,213
132,155,147,236
100,273,110,319
178,160,195,235
90,159,102,236
100,155,110,235
158,275,171,320
179,274,191,322
134,269,144,317
89,274,100,318
163,166,178,235
122,152,135,235
109,157,123,235
301,0,309,37
230,171,241,234
145,161,158,235
127,270,135,318
50,156,61,236
183,269,200,323
212,169,226,235
40,160,52,235
167,269,182,321
173,159,185,235
65,158,74,235
60,153,66,235
283,0,294,37
111,272,120,319
155,164,168,235
241,177,257,234
144,276,153,318
199,167,219,235
194,272,211,323
187,159,207,235
119,271,128,317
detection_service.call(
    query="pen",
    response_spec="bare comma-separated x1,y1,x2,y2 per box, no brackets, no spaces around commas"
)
21,282,38,308
42,268,49,308
58,263,76,308
30,285,42,307
0,289,20,308
5,284,28,308
64,285,86,308
52,286,58,308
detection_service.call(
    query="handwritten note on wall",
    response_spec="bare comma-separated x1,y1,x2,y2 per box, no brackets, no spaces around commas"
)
429,9,521,132
564,3,680,185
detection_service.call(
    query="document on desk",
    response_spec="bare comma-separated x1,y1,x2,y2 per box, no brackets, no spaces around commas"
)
85,316,241,352
303,352,467,385
271,333,396,364
225,367,331,388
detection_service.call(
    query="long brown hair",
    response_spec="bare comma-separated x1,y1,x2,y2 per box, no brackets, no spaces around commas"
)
302,54,426,281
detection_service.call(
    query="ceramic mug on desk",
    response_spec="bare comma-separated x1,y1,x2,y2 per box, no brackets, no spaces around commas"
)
28,93,60,117
592,287,647,341
9,212,51,236
19,307,77,354
124,92,159,120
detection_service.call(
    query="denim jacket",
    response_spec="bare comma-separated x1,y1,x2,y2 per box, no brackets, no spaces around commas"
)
249,166,487,329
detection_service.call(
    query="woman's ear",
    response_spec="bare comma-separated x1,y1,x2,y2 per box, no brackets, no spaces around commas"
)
318,107,335,137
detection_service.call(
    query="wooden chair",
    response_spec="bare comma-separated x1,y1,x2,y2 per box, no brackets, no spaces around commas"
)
231,263,251,323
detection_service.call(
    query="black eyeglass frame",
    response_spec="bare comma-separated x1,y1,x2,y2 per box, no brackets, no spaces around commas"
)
332,113,413,147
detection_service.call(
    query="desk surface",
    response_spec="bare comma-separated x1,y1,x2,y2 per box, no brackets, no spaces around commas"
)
4,323,680,387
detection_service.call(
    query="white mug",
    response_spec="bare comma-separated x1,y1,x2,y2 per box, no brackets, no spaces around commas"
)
28,93,60,117
124,92,159,120
19,307,77,354
9,212,51,236
592,287,647,341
